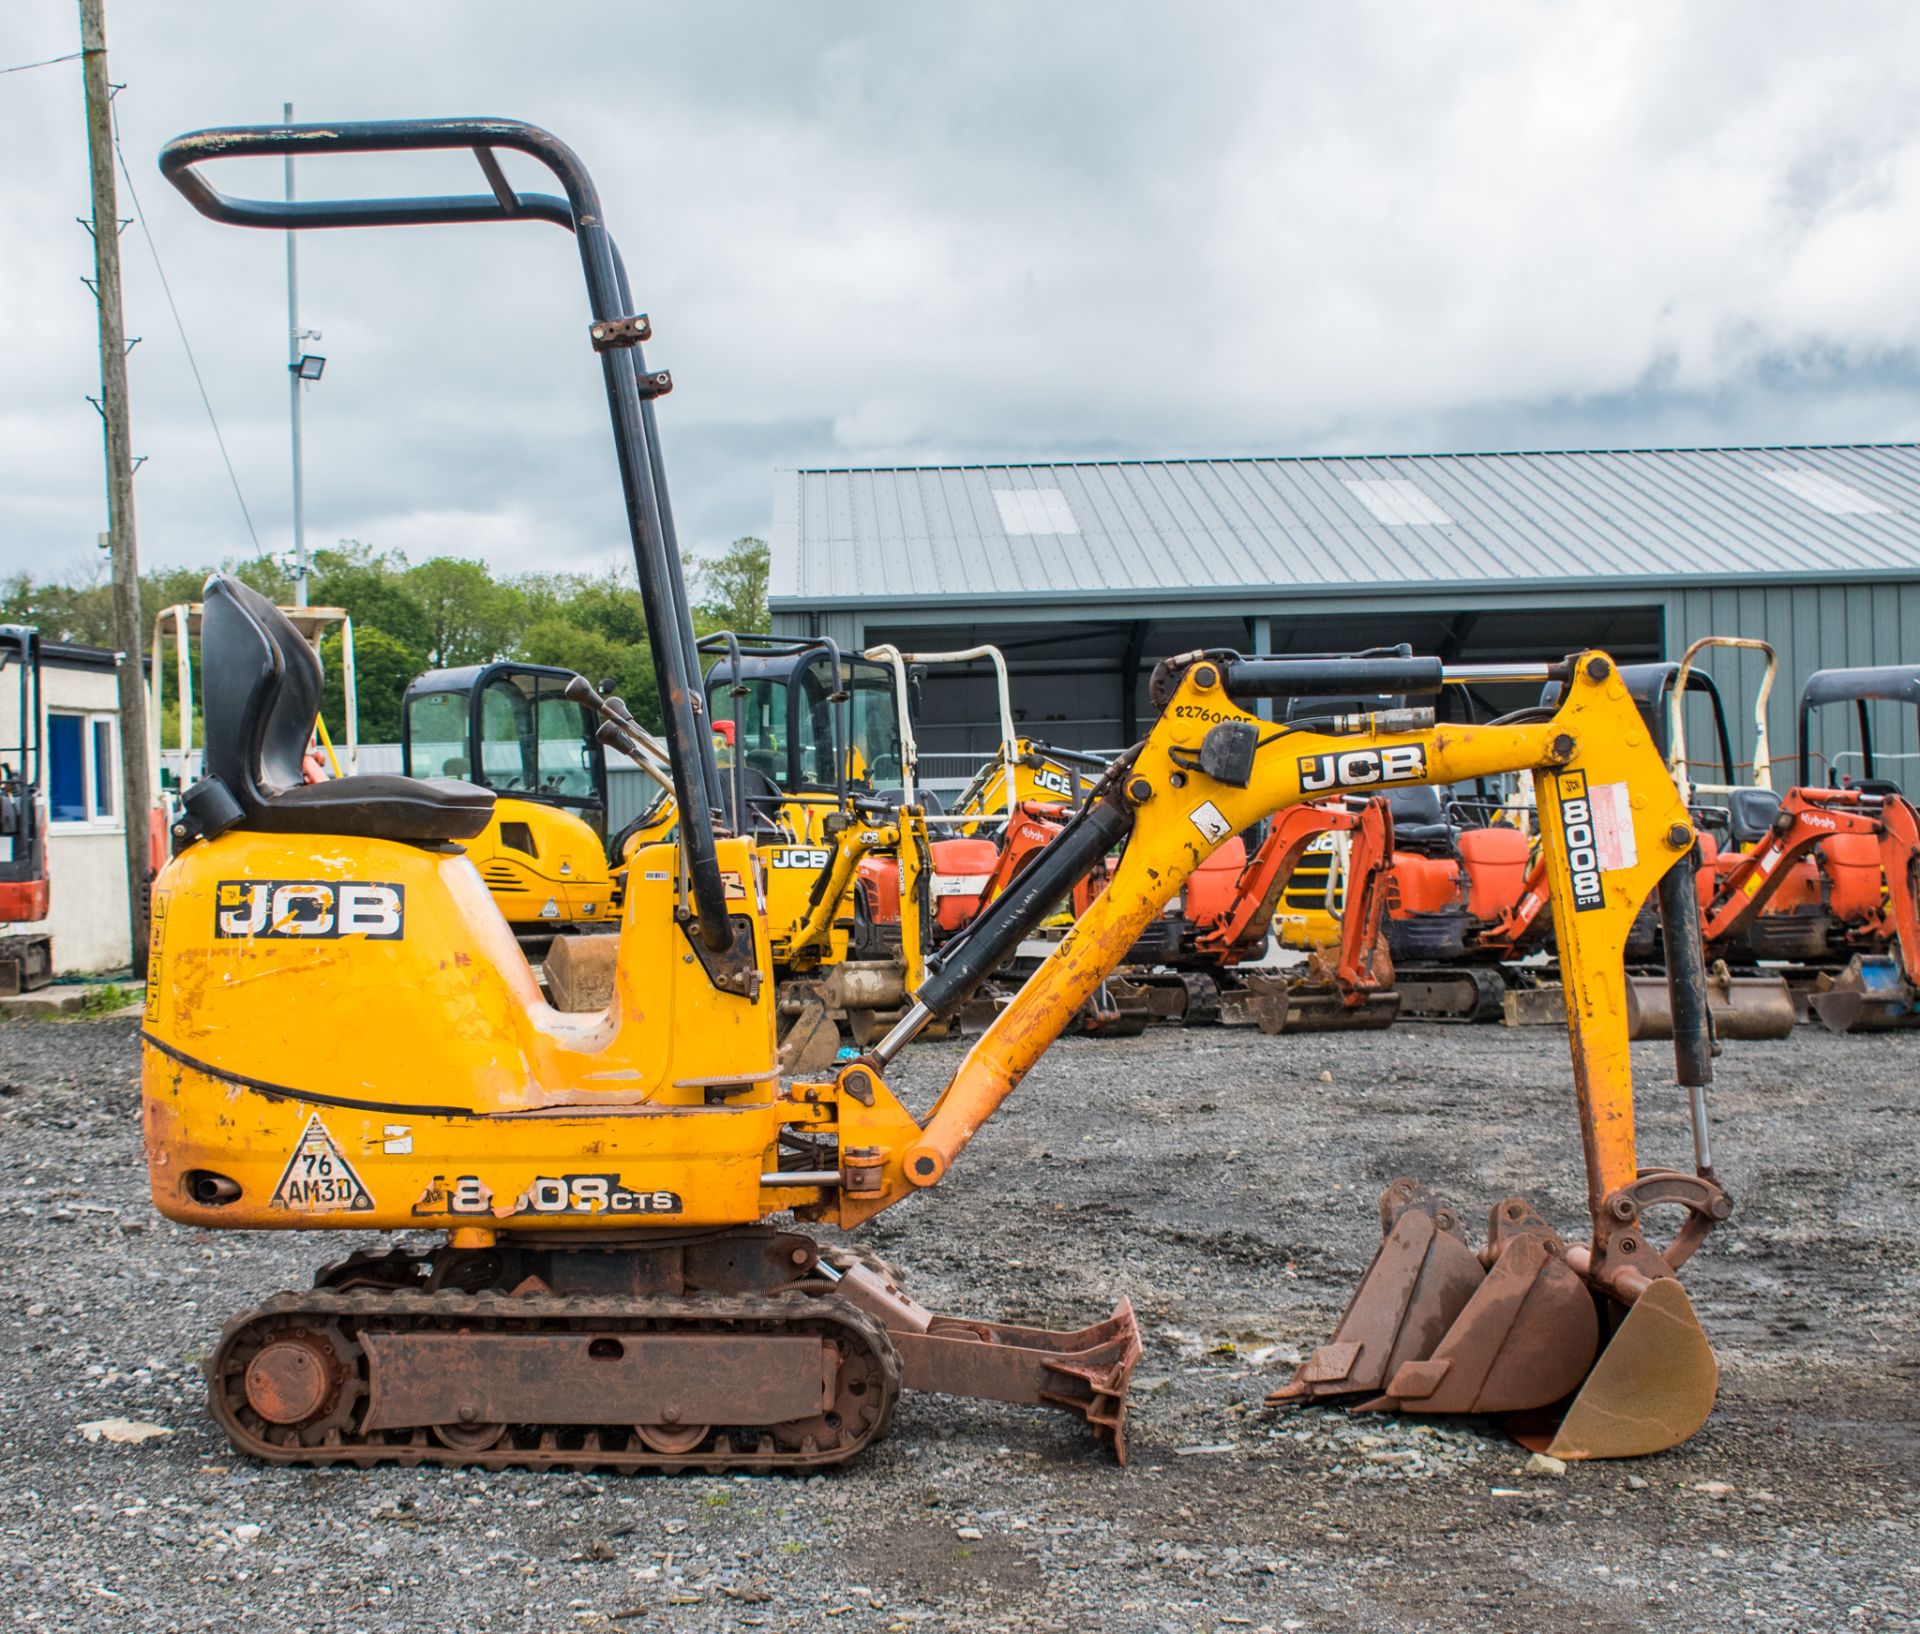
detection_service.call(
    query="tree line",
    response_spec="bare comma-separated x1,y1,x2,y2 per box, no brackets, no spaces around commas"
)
0,536,771,740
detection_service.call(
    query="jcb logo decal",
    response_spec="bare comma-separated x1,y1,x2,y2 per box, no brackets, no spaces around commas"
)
1557,773,1604,912
216,880,405,940
766,848,831,870
1033,767,1074,796
1298,745,1427,793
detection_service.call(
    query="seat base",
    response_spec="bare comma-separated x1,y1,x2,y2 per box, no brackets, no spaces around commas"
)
243,775,494,842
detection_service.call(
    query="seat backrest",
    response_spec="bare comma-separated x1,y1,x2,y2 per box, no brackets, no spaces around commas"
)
1725,786,1782,847
200,575,323,816
1386,783,1445,827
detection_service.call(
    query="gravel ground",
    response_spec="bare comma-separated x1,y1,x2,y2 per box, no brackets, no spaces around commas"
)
0,1012,1913,1633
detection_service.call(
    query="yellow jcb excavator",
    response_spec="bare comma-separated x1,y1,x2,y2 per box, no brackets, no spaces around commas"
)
400,661,625,944
143,114,1729,1471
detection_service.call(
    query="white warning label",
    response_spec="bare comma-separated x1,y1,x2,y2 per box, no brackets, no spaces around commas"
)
1189,800,1233,845
269,1114,375,1213
1557,772,1639,913
1588,779,1637,872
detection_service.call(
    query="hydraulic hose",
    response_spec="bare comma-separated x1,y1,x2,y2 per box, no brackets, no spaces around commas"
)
869,795,1134,1063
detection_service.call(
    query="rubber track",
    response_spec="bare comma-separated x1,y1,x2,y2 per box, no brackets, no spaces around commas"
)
207,1285,902,1474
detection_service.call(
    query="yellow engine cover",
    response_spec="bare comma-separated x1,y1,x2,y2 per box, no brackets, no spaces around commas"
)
469,796,616,928
140,833,807,1234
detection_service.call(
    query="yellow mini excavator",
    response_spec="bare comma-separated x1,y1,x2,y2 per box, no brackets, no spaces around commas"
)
400,661,623,943
144,115,1730,1471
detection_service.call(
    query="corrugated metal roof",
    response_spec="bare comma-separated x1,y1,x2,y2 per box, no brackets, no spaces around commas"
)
769,444,1920,610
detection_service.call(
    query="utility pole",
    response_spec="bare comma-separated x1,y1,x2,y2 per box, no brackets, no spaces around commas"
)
77,0,154,980
285,101,309,608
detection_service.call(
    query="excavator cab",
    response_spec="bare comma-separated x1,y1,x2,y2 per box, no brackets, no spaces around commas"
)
701,635,907,833
0,626,50,992
400,663,614,939
1797,663,1920,796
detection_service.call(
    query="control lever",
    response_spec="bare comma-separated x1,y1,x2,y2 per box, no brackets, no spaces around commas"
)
565,675,673,794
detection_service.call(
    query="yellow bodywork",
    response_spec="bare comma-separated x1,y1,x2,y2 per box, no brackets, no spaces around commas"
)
956,738,1101,833
142,653,1685,1250
469,795,618,928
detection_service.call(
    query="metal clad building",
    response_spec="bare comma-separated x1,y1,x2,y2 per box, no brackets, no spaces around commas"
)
769,444,1920,786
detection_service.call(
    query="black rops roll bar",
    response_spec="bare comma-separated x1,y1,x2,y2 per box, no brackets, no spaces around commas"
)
1796,664,1920,788
158,118,737,957
697,632,855,815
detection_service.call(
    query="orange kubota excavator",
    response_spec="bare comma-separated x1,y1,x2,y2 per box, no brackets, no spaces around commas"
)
1105,797,1399,1032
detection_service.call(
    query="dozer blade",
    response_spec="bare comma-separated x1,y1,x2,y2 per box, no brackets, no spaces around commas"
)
1628,968,1796,1041
1528,1277,1719,1460
1363,1201,1598,1417
1809,954,1918,1034
1267,1179,1482,1404
833,1263,1142,1461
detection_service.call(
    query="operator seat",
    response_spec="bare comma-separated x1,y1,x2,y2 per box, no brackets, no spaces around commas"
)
181,575,494,843
1386,784,1454,854
1724,787,1782,848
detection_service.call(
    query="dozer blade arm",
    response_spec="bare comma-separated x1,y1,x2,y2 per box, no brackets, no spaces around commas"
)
1478,848,1550,956
1874,794,1920,984
1331,796,1394,998
783,823,897,966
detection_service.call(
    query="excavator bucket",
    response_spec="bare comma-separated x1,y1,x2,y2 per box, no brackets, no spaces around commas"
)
1359,1199,1598,1416
1628,964,1796,1041
1273,1187,1718,1458
1525,1277,1718,1460
1268,1180,1483,1403
1809,954,1919,1033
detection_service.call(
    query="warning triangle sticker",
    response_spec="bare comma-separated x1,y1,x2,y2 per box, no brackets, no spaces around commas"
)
269,1114,375,1213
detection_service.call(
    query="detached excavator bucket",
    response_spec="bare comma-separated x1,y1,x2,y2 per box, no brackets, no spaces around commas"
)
1359,1199,1598,1417
1809,954,1919,1033
1525,1277,1719,1460
1628,964,1796,1041
1268,1180,1482,1404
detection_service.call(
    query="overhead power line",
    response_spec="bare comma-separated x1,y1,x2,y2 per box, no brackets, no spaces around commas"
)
0,48,86,75
109,100,263,552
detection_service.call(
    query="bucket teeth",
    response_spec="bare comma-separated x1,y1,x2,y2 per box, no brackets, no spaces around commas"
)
1267,1178,1481,1405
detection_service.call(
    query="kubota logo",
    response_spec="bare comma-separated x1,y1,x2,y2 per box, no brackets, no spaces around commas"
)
1298,744,1427,792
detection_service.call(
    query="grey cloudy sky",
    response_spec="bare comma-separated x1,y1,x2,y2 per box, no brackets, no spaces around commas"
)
6,1,1920,589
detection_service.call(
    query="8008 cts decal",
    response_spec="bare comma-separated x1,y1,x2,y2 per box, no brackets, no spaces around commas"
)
413,1173,684,1218
1298,744,1427,793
